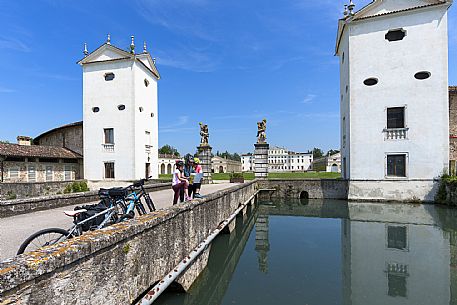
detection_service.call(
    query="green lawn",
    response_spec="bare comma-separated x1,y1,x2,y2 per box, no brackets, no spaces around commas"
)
159,172,340,181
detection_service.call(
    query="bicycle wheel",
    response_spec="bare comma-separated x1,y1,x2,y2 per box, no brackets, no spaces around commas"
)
17,228,70,255
145,195,156,212
135,199,147,215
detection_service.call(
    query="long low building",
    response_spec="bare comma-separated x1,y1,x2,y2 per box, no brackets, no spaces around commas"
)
0,136,82,183
211,156,242,173
311,152,341,173
242,146,313,172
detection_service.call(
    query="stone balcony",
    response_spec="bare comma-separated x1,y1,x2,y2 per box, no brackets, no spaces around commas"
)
102,143,115,152
383,128,409,140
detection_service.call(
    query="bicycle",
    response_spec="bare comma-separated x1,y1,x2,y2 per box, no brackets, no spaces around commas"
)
17,178,156,255
16,187,128,255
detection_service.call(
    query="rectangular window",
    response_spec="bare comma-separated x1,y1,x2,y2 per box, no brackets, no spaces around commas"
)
28,166,36,182
64,165,72,181
46,166,53,181
104,162,115,179
387,154,406,177
9,167,19,179
387,107,405,129
104,128,114,144
387,226,407,250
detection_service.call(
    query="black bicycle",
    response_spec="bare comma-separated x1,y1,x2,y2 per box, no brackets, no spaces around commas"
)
17,177,156,255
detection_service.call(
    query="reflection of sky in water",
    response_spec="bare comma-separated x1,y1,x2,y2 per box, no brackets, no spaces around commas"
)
155,200,457,305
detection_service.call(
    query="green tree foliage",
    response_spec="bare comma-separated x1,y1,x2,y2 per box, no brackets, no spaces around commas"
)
216,150,241,161
312,147,324,159
0,140,10,144
326,149,340,156
159,145,180,157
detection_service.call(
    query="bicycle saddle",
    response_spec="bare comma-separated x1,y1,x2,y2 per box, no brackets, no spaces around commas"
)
64,209,87,217
98,187,127,197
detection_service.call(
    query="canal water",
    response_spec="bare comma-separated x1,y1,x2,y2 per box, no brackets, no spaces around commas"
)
155,200,457,305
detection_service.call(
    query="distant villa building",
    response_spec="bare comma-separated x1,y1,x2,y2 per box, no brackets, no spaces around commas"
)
241,146,313,173
312,152,341,173
336,0,452,201
158,154,180,175
211,156,242,173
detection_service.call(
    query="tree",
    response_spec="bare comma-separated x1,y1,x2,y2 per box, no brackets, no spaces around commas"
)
326,149,340,156
0,140,10,144
312,147,324,159
158,145,180,157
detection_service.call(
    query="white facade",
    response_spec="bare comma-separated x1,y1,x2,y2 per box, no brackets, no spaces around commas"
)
312,152,341,173
242,146,313,172
79,39,160,181
158,155,180,175
342,202,451,305
336,0,452,200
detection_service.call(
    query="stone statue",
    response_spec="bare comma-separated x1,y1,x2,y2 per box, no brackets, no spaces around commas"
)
257,119,267,143
199,122,209,146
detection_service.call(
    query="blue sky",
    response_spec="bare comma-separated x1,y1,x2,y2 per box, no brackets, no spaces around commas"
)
0,0,456,155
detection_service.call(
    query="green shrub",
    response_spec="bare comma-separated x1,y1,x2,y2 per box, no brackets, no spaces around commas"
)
6,191,17,200
230,172,244,179
63,181,89,194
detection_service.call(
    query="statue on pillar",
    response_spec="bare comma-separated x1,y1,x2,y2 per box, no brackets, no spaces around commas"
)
256,119,267,144
199,122,209,146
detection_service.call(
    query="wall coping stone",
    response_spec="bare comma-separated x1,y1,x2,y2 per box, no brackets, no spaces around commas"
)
0,180,257,293
0,182,171,218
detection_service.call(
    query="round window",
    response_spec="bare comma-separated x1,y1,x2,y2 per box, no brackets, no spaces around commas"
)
144,79,150,87
118,105,126,111
92,107,100,113
414,71,431,80
151,113,154,118
139,107,144,112
363,78,378,86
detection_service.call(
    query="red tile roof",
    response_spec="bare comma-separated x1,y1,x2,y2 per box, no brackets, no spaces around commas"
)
0,143,82,159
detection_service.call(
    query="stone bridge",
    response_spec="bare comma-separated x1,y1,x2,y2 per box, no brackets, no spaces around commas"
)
0,179,348,304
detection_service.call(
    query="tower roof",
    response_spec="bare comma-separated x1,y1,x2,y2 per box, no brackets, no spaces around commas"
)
335,0,452,54
77,40,160,80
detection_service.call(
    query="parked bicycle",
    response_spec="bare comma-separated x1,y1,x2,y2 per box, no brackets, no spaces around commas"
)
17,177,156,255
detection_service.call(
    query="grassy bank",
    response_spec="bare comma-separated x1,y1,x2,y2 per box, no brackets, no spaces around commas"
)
159,172,341,181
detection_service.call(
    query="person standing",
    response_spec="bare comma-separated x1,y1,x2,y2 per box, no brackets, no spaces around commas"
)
172,161,191,204
193,158,203,198
184,157,195,198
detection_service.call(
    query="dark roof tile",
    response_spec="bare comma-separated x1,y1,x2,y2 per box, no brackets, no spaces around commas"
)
0,143,82,159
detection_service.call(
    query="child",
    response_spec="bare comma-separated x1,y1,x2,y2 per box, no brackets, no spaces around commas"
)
193,158,203,198
172,161,191,204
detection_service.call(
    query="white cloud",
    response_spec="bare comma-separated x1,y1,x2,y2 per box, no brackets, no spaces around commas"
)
301,94,317,104
0,37,30,52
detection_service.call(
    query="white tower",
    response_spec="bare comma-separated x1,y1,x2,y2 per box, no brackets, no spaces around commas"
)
336,0,452,201
78,35,160,181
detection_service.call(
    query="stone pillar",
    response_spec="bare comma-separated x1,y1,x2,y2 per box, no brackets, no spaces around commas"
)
254,143,269,179
255,215,270,273
197,145,213,184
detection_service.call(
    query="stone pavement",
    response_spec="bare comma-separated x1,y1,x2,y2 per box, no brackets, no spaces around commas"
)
0,183,234,261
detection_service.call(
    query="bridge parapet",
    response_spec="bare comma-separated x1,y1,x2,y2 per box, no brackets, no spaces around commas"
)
0,180,258,305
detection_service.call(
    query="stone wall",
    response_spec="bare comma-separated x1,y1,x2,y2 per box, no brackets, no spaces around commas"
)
0,180,83,201
36,123,83,156
0,182,171,217
0,181,257,304
450,87,457,164
258,179,348,200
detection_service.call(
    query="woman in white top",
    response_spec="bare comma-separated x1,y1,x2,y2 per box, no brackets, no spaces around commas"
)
172,161,191,204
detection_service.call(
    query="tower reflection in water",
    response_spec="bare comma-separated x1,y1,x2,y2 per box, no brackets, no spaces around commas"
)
155,200,457,305
342,202,457,305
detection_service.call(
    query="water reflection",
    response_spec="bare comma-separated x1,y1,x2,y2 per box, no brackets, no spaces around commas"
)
155,200,457,305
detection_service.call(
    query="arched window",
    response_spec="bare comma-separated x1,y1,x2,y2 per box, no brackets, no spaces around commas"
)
160,164,165,175
167,164,172,174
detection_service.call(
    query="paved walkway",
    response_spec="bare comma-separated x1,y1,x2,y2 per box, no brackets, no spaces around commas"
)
0,183,234,261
